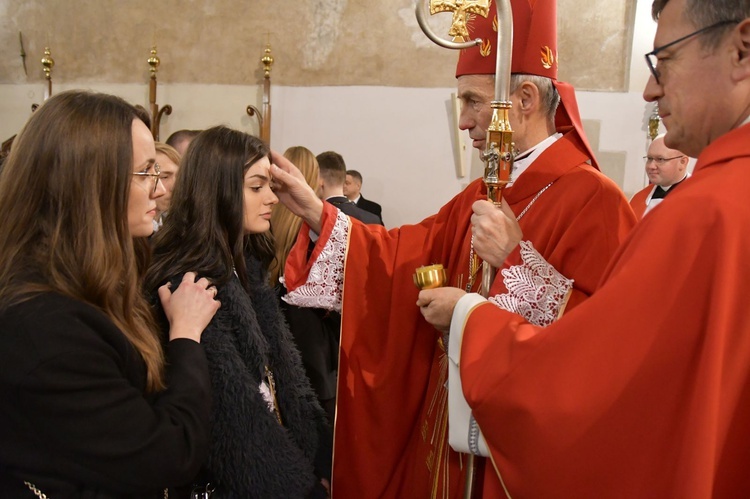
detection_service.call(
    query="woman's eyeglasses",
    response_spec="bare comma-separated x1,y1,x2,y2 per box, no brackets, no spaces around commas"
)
132,163,162,193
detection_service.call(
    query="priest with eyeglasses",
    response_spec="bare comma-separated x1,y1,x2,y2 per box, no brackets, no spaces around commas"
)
630,133,690,219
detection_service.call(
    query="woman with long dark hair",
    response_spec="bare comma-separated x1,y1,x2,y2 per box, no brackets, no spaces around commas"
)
146,126,331,498
0,90,220,497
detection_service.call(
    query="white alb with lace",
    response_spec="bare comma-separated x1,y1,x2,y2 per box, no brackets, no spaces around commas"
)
282,210,349,313
489,240,573,327
282,212,572,329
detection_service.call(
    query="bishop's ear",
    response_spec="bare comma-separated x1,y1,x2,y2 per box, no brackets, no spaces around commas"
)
517,81,540,113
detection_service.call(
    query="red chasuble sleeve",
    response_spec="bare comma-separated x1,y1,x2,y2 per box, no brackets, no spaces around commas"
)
459,124,750,498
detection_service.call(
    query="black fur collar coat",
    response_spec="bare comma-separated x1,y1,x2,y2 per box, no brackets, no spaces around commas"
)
168,254,331,498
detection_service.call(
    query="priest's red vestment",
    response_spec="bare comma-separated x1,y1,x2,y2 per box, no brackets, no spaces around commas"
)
458,123,750,498
285,129,635,498
629,184,655,220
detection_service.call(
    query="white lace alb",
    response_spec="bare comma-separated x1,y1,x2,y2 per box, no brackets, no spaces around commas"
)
282,210,349,313
489,240,573,327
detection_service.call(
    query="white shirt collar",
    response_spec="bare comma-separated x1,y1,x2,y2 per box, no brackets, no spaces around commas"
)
643,171,690,216
507,133,563,186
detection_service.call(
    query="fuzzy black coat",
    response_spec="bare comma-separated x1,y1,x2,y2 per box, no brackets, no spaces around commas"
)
166,255,331,498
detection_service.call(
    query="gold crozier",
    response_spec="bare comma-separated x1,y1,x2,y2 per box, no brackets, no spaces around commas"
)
429,0,490,42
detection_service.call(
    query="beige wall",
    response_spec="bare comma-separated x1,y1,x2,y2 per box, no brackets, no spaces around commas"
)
2,0,634,89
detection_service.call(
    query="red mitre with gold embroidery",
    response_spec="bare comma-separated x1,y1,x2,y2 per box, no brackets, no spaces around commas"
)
455,0,599,169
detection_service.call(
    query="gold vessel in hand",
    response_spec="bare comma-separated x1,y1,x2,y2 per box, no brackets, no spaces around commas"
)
413,264,448,290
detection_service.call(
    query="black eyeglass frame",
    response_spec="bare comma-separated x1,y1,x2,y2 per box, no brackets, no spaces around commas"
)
132,163,162,193
644,19,741,84
643,155,685,165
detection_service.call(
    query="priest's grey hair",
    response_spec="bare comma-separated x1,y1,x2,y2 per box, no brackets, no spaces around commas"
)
510,74,560,122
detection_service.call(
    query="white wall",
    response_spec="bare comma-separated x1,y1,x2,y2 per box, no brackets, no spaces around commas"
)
0,82,656,229
1,83,466,228
630,0,658,93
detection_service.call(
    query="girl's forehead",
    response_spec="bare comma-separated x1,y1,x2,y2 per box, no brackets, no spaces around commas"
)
246,156,271,177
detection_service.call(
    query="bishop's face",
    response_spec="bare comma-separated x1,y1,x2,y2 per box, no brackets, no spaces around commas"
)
456,74,530,153
457,74,495,151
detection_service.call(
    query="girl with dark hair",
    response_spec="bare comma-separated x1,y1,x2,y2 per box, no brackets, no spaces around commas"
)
0,90,220,498
146,126,331,498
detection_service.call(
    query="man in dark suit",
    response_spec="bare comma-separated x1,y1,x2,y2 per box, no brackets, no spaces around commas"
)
343,169,384,225
317,152,382,225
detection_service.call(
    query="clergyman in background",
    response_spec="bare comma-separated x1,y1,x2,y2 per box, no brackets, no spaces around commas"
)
630,133,690,219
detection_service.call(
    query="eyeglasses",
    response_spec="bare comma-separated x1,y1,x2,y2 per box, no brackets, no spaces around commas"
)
645,20,740,85
132,163,162,193
643,155,684,165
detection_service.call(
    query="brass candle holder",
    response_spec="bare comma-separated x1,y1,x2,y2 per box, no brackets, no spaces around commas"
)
147,45,172,141
32,46,54,111
247,39,274,146
413,264,448,290
648,103,661,141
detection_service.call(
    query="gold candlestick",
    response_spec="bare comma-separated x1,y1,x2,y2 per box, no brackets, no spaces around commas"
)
261,41,274,78
648,103,661,141
247,39,274,146
31,46,54,111
41,47,54,101
147,45,172,141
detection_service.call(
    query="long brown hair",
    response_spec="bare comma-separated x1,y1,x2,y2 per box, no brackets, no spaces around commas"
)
269,146,320,286
146,126,275,294
0,90,166,391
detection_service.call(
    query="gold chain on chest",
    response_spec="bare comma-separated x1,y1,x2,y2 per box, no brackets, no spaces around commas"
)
24,482,47,499
464,181,554,293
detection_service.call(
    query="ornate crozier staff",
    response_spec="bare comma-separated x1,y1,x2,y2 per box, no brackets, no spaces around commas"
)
416,0,514,296
147,46,172,141
416,0,515,497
